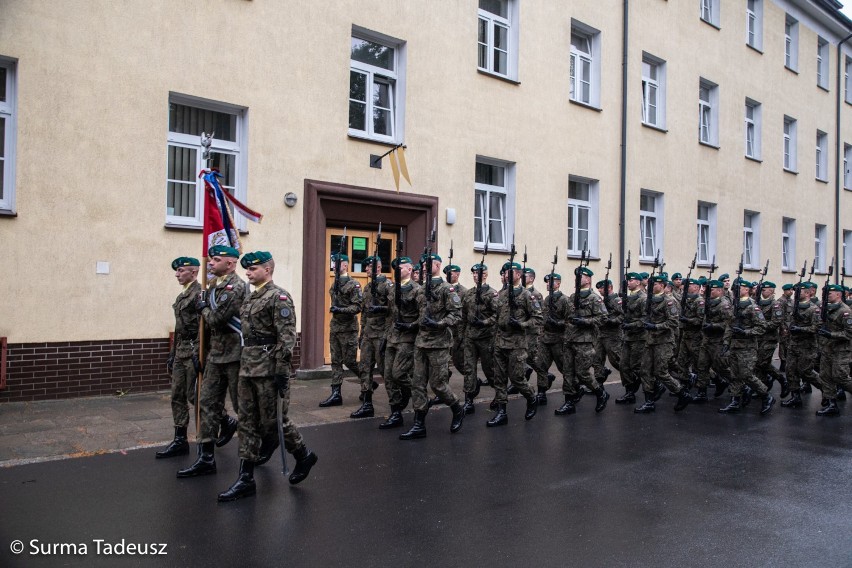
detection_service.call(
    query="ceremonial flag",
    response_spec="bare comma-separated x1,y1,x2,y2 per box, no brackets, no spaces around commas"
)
397,145,411,185
388,148,401,192
200,169,263,255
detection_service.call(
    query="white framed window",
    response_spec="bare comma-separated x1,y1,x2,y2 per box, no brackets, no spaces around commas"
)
846,56,852,104
817,37,829,90
349,28,406,144
640,191,664,261
816,130,828,181
785,15,798,72
844,230,852,274
844,143,852,189
782,217,796,271
642,53,666,129
567,176,600,257
474,157,515,252
745,98,761,159
570,20,601,108
746,0,763,50
478,0,519,80
0,57,16,213
783,115,797,172
815,224,827,272
699,78,719,146
743,211,760,268
697,202,717,265
701,0,720,27
166,94,247,229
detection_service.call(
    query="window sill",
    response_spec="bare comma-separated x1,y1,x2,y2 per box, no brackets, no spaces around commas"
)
781,269,797,274
699,140,720,150
745,155,763,163
638,259,663,266
474,245,509,253
566,253,601,261
347,133,401,148
846,99,852,107
816,177,829,184
818,84,829,94
785,65,799,75
742,267,762,274
746,43,763,55
477,69,521,85
165,223,248,235
700,18,721,31
844,186,852,191
642,122,668,133
0,209,17,218
783,167,798,175
569,99,602,112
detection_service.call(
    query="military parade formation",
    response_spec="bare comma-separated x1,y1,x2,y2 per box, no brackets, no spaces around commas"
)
155,230,852,502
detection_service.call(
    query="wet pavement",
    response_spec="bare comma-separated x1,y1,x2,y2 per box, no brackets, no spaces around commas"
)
0,370,850,567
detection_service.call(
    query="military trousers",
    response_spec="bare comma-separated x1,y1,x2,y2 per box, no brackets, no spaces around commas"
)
463,335,495,394
383,341,414,407
641,342,682,393
329,330,359,387
493,346,534,404
593,331,622,381
535,341,566,390
819,349,852,396
786,339,819,390
619,339,646,391
359,335,384,392
754,336,781,381
727,347,769,397
563,341,596,395
170,356,197,429
525,332,547,378
198,360,240,443
450,327,466,374
412,346,458,411
237,375,303,462
673,331,702,380
696,339,731,389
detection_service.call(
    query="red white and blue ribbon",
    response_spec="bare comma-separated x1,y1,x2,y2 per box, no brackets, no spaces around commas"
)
200,169,263,256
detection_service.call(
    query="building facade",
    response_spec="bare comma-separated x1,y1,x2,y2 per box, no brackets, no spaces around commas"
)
1,0,851,401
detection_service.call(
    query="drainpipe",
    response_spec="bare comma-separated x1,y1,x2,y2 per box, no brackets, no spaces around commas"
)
834,32,852,278
619,0,629,281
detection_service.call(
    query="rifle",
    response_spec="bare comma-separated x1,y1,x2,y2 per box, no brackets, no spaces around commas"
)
753,259,769,302
547,246,558,319
424,218,437,319
370,222,382,307
394,238,403,324
807,259,816,283
521,245,528,287
574,241,589,310
702,254,718,324
602,253,612,307
732,253,744,326
820,259,835,326
332,226,347,308
644,249,660,321
474,231,489,320
446,240,454,283
619,250,631,302
674,253,697,357
792,260,807,320
508,234,517,316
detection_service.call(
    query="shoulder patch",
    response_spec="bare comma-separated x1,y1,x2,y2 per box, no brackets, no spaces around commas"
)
533,301,541,310
666,300,674,306
756,310,765,320
219,292,229,302
225,285,234,291
279,295,289,301
669,306,678,316
280,308,291,318
774,309,783,317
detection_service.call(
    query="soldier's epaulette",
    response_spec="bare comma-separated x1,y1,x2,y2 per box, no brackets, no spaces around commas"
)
279,294,289,301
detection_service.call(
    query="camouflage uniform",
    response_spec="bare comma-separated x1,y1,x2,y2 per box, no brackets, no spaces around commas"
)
673,292,705,382
785,298,822,392
170,280,201,428
359,274,393,393
384,279,420,407
329,276,362,387
412,277,462,411
726,297,769,398
198,273,247,444
524,284,547,380
619,290,647,394
237,283,303,462
593,292,623,384
777,293,793,370
462,282,499,393
641,293,683,394
695,296,733,390
817,300,852,399
448,281,468,375
755,295,784,384
536,287,571,392
493,285,542,403
564,289,606,396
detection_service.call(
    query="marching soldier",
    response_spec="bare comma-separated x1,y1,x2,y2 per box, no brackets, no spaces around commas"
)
670,273,684,303
616,273,646,405
593,279,623,387
319,253,362,408
815,284,852,415
718,279,775,415
633,275,692,413
778,283,795,373
461,263,499,414
536,273,570,407
399,253,466,439
444,264,467,379
754,282,789,398
218,252,317,501
379,256,419,429
178,245,246,478
351,256,392,419
156,257,202,459
487,261,541,426
694,280,733,399
673,278,706,401
781,282,823,408
521,267,552,394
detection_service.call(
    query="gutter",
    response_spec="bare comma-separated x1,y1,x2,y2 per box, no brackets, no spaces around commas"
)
835,32,852,277
618,0,629,281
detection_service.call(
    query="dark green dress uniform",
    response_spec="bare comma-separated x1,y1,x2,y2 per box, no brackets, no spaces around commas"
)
169,280,202,431
673,287,705,397
593,290,624,385
381,274,420,428
815,288,852,415
781,288,823,408
619,287,647,403
353,269,392,418
535,276,570,404
461,277,499,403
564,282,609,412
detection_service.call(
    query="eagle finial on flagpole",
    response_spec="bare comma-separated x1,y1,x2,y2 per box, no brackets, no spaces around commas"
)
201,131,215,164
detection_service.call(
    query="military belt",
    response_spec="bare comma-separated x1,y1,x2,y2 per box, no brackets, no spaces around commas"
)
244,336,276,347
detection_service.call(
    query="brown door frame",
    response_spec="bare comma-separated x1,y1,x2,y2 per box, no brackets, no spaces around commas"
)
301,179,439,370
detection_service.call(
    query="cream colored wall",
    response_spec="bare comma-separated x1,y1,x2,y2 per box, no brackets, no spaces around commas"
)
0,0,849,343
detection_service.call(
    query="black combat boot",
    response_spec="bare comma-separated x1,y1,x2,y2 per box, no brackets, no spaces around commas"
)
759,393,775,416
524,394,538,420
602,367,613,380
450,402,465,433
254,433,279,466
779,374,791,399
489,399,499,411
673,388,692,412
472,379,482,398
462,393,476,415
217,459,256,502
816,399,840,416
350,390,375,419
379,405,404,429
651,381,666,402
780,389,803,408
536,386,548,406
554,395,576,415
801,381,813,394
718,396,742,414
615,385,638,405
427,395,442,408
177,441,216,478
837,386,847,401
594,387,610,413
155,426,189,459
215,415,238,447
399,410,427,440
358,380,380,402
400,387,412,410
692,387,708,403
318,385,342,407
741,386,753,407
634,392,656,414
547,373,556,389
289,446,319,485
486,403,508,427
712,375,729,398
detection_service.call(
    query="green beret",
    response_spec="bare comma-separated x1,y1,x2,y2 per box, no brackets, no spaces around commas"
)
626,272,642,280
761,281,776,289
707,279,724,289
208,245,240,258
697,276,707,285
685,278,701,286
443,264,461,274
240,251,273,268
659,272,669,279
331,253,349,262
544,273,562,282
471,263,488,272
420,253,442,263
363,255,383,265
782,283,793,291
804,281,818,290
171,257,200,270
522,267,535,275
825,284,845,292
718,273,730,281
640,272,649,279
671,273,682,280
575,267,593,277
595,279,613,288
391,256,412,268
502,261,522,272
734,277,750,287
649,275,667,285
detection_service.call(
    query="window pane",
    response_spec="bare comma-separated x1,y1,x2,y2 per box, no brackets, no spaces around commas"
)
476,162,505,186
373,109,392,136
349,70,367,102
478,18,488,68
698,205,709,220
167,182,196,218
0,116,4,158
494,47,507,75
210,152,235,187
489,192,505,244
567,204,576,250
494,24,508,50
474,191,485,242
578,206,589,231
169,103,236,142
349,101,366,131
640,194,654,212
167,145,198,182
569,180,589,201
479,0,508,18
571,33,589,54
351,37,394,71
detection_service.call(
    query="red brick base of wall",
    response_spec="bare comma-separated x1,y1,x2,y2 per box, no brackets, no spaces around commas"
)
0,335,302,403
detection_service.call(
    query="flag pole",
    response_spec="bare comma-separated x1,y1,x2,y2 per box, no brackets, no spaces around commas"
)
195,131,213,439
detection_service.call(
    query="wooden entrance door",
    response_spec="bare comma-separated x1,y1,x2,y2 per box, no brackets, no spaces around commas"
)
323,227,397,364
